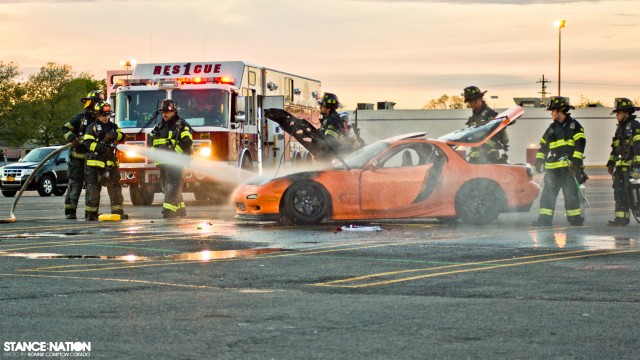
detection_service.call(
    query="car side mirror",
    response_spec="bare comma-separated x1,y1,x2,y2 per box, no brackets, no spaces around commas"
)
233,96,246,124
56,158,67,165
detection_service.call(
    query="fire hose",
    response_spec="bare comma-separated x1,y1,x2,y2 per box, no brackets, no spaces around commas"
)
0,143,73,223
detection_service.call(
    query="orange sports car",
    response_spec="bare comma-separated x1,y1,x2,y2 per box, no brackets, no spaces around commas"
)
233,106,540,225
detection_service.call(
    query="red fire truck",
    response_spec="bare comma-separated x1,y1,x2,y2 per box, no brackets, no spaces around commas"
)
107,61,321,205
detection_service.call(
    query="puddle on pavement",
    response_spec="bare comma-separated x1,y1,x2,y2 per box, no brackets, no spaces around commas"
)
0,248,288,261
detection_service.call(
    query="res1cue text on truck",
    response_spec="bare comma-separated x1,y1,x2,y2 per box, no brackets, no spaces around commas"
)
106,61,321,206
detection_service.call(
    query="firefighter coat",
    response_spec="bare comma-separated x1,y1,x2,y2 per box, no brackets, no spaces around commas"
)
535,115,586,170
62,110,97,159
83,120,124,168
607,114,640,170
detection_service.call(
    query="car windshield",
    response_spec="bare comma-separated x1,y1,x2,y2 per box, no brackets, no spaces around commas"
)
437,117,505,144
21,148,56,163
333,141,391,169
115,90,166,128
172,89,229,127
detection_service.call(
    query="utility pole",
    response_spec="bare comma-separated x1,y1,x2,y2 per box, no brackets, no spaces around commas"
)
537,75,551,99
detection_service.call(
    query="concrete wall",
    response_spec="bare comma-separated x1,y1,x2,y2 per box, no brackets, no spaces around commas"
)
352,107,614,166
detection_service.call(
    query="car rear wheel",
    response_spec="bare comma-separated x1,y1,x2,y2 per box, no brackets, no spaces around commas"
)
455,179,505,225
282,180,330,225
2,190,16,197
37,175,54,197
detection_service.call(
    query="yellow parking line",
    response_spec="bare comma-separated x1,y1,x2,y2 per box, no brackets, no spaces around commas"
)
311,249,640,288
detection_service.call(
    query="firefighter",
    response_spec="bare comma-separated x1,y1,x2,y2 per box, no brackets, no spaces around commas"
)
605,98,640,226
463,86,508,163
318,93,349,158
61,90,104,219
532,96,586,227
83,101,126,221
150,99,193,218
339,111,364,151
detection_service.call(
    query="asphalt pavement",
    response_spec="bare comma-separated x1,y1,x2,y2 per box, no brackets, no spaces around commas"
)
0,167,638,359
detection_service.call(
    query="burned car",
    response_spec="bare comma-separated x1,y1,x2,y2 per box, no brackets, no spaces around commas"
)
233,107,539,225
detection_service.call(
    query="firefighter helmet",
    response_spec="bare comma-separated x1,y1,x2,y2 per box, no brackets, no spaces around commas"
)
546,96,575,112
93,101,112,117
160,99,178,112
611,98,639,114
318,93,339,109
81,89,105,109
339,111,349,121
463,86,487,102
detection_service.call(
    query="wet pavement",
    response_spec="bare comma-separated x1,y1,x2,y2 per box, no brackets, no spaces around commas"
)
0,167,638,359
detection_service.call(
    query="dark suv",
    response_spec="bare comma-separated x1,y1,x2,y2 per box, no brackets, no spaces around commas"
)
0,146,70,197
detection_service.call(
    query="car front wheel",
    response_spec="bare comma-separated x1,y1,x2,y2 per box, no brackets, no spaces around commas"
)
282,180,330,225
37,175,55,197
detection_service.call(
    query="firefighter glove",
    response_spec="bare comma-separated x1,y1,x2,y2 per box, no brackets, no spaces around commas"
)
535,159,544,174
70,137,80,146
104,131,116,142
607,164,614,175
568,163,579,176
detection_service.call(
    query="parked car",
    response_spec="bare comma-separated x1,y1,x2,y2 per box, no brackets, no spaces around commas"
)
0,146,70,197
233,107,540,225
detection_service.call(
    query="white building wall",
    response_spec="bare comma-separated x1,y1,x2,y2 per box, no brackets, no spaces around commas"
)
352,107,615,166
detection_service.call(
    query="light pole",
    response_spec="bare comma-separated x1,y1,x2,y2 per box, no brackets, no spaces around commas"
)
554,19,566,96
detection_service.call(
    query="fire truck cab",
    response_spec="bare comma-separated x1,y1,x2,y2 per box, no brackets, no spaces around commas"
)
109,61,321,205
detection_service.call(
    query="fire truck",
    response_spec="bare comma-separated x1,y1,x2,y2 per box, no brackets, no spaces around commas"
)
107,61,321,205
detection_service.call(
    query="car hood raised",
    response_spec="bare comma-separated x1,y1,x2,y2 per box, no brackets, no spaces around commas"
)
437,106,524,147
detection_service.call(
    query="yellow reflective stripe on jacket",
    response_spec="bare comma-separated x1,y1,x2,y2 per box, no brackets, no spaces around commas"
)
573,132,586,141
153,138,169,145
572,151,583,160
86,159,105,168
325,129,340,138
536,152,546,160
180,130,192,140
549,139,575,149
545,158,570,169
115,129,124,142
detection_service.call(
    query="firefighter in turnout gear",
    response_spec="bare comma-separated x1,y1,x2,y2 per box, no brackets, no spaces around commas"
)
150,99,193,218
605,98,640,226
318,93,349,159
83,101,126,221
532,96,586,227
61,89,104,219
464,86,508,163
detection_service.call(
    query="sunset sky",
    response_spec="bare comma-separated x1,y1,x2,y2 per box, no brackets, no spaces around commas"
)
1,0,639,109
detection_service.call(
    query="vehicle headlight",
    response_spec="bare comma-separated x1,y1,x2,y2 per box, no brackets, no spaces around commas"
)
23,169,34,176
199,146,212,157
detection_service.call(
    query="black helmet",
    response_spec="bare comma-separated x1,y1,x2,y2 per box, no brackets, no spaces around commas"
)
81,89,105,109
318,93,339,110
93,101,112,117
546,96,575,112
160,99,178,112
463,86,486,102
611,98,639,115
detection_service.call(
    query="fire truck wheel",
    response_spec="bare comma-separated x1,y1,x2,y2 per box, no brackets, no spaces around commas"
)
282,180,330,225
130,184,155,206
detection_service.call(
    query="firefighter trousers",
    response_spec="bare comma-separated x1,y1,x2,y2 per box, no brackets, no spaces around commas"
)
85,165,124,216
64,156,86,215
537,168,582,224
612,168,631,220
159,164,186,217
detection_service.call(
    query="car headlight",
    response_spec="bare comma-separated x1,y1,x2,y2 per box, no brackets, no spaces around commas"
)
23,169,34,176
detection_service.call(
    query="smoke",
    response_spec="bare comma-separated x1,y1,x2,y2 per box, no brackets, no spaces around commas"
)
117,144,328,186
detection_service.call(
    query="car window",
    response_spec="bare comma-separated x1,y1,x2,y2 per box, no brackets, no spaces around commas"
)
378,143,436,169
58,149,69,163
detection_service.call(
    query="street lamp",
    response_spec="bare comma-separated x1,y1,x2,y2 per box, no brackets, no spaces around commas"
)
554,19,566,96
120,59,136,70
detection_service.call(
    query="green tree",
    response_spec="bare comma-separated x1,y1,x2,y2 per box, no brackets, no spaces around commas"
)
0,61,23,144
9,62,103,146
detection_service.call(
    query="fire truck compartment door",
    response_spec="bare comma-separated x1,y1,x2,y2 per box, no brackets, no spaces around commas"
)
262,96,284,110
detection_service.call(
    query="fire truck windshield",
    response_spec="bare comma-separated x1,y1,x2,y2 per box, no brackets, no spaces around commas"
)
172,89,229,128
115,88,229,129
115,90,166,129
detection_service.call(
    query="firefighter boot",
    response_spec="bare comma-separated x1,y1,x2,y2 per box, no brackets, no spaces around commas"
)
86,212,98,221
532,218,552,227
65,211,77,220
605,218,629,227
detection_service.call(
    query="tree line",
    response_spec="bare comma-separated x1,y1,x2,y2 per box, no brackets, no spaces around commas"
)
0,61,105,147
